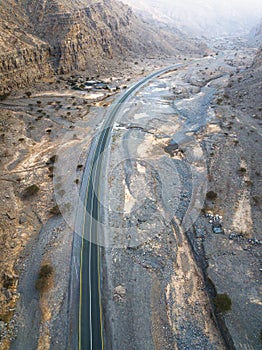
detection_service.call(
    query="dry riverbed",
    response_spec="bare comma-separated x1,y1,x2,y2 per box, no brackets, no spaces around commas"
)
0,47,261,350
0,56,185,349
101,46,262,350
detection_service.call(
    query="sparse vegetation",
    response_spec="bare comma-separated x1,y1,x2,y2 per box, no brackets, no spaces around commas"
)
239,167,247,174
0,310,14,323
49,205,61,215
35,264,54,293
49,155,57,164
206,190,218,200
0,92,10,101
22,184,39,198
252,196,260,205
213,293,232,312
216,97,223,105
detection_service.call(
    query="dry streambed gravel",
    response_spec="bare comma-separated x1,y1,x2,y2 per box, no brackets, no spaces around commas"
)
102,48,262,350
0,57,182,349
0,49,261,350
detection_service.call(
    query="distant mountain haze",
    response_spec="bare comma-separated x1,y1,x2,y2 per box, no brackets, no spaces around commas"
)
249,19,262,45
121,0,262,36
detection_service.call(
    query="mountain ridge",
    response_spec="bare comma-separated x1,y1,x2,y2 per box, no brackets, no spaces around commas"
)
0,0,206,94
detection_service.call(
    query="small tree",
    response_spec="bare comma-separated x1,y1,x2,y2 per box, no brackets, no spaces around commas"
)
35,264,54,293
0,92,10,101
213,293,232,312
22,184,39,198
49,205,61,215
206,190,218,200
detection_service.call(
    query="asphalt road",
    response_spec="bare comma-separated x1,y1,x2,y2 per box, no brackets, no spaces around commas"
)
77,64,184,350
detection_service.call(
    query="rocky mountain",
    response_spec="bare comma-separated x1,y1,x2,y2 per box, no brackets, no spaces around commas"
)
122,0,262,37
225,45,262,118
249,19,262,46
243,32,262,109
0,0,204,94
0,1,54,94
254,46,262,66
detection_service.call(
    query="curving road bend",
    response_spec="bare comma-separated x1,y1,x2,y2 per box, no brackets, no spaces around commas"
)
75,64,185,350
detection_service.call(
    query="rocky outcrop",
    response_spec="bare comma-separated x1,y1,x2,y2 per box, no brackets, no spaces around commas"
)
0,45,53,94
26,0,200,73
0,0,54,94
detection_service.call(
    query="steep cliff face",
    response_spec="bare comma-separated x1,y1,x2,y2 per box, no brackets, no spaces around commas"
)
25,0,202,72
0,0,203,94
0,1,54,94
0,45,54,94
26,0,152,73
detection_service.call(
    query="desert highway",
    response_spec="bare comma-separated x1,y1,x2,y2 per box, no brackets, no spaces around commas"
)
77,63,184,350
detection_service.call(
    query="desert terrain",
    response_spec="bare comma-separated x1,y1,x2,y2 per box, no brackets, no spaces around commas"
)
0,1,261,349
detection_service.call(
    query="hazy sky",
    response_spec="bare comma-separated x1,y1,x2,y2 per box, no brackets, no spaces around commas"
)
217,0,262,10
168,0,262,8
124,0,262,35
166,0,262,14
127,0,262,15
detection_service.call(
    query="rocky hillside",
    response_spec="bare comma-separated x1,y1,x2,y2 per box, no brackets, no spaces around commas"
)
253,45,262,66
225,45,262,118
249,19,262,46
0,1,53,95
0,0,204,94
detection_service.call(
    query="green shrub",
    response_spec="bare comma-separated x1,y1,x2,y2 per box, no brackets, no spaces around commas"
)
35,264,54,293
213,293,232,312
0,310,14,323
49,205,61,215
22,184,39,198
0,93,10,101
239,167,246,174
206,191,218,200
49,155,57,163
